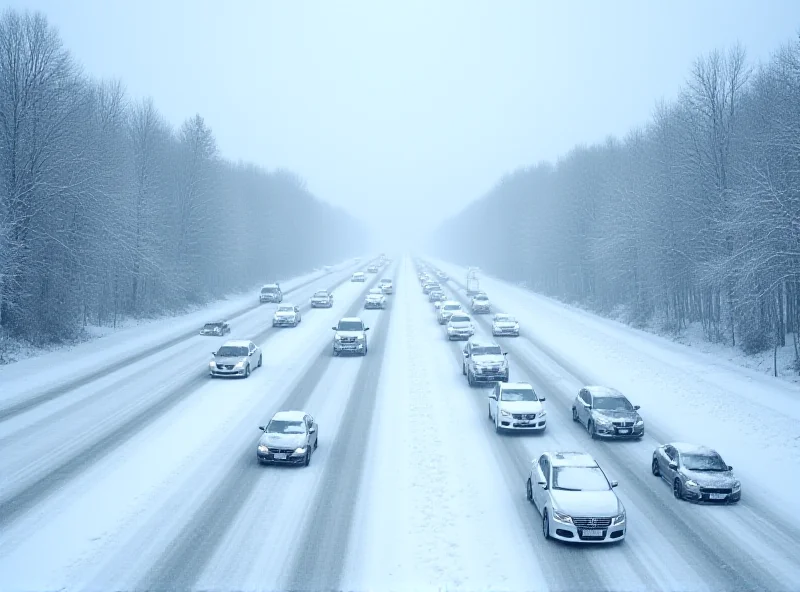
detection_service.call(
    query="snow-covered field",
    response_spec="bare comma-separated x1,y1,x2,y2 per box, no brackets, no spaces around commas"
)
1,256,798,591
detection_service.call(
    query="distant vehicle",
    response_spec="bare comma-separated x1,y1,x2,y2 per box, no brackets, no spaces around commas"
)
257,410,318,466
210,340,262,378
367,265,379,273
273,304,302,327
351,272,366,282
332,317,370,356
466,269,480,296
380,279,393,294
259,283,282,303
364,287,387,309
311,290,333,308
446,313,474,340
437,271,449,280
471,293,491,314
462,339,509,385
527,451,626,543
652,443,741,503
422,281,439,295
429,289,446,303
572,386,644,439
488,382,545,432
433,299,448,313
492,313,520,337
200,320,230,336
437,301,462,324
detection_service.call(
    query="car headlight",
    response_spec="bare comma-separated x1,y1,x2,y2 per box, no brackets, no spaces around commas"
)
500,409,511,417
635,419,644,426
234,360,244,368
257,445,269,453
294,447,306,454
685,479,699,488
335,335,344,341
209,361,216,368
733,481,741,491
357,335,366,341
539,411,547,418
612,511,626,525
552,511,573,524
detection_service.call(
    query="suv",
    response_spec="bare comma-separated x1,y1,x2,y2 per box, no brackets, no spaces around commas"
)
437,301,462,324
273,304,302,327
380,279,393,294
446,313,474,340
311,290,333,308
332,317,370,356
364,287,387,309
471,292,491,314
351,272,366,282
200,320,230,336
572,386,644,439
462,339,509,385
259,283,282,303
423,281,440,295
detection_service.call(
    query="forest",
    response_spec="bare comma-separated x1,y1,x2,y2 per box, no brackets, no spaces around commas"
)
0,10,367,348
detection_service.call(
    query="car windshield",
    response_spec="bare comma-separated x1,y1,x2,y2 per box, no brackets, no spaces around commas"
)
369,288,381,294
475,296,488,301
216,346,248,357
261,287,277,293
593,396,633,411
496,315,515,322
682,452,729,471
381,279,391,284
450,315,470,323
338,320,363,331
501,388,538,402
203,323,221,330
314,291,328,297
444,304,461,311
473,345,502,356
267,420,306,434
552,466,610,491
277,306,294,312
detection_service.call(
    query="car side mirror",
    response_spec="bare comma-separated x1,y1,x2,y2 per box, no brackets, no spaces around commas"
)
463,351,469,357
538,481,547,489
332,327,337,330
539,396,546,402
364,327,370,331
211,352,217,356
727,465,733,471
258,426,266,431
584,402,592,409
503,352,508,357
668,462,678,470
634,405,641,410
309,426,316,433
489,394,497,400
610,480,619,488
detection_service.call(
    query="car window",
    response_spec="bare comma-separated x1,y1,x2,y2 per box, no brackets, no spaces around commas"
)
216,346,248,356
500,388,538,402
681,452,728,471
450,315,470,323
665,446,676,461
337,320,364,331
472,345,502,356
593,397,633,411
552,466,610,491
203,323,221,329
267,420,306,434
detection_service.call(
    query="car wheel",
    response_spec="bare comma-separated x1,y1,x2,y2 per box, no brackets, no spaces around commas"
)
462,363,466,376
488,405,493,421
304,449,311,467
314,436,318,450
572,407,579,422
468,371,474,387
589,420,597,439
495,419,502,434
258,355,262,368
245,364,251,378
673,478,683,500
542,511,550,540
526,478,533,502
333,349,339,357
651,458,660,476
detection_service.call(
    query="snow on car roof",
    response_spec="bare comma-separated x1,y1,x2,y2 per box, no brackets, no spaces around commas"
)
442,300,460,306
494,313,513,319
468,338,499,348
670,442,717,455
500,382,533,390
272,410,306,422
548,452,599,467
381,278,392,282
585,385,626,398
369,288,382,293
340,316,363,322
277,304,295,309
262,283,279,288
223,340,251,347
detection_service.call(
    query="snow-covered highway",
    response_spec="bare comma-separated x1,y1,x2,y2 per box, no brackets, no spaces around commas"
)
1,257,798,591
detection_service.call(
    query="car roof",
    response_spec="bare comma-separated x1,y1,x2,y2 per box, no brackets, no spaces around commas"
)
340,316,363,322
585,385,627,398
468,338,500,348
494,313,513,318
547,452,599,468
271,410,307,422
669,442,718,455
500,382,533,390
450,313,471,320
353,271,364,274
277,303,295,307
314,289,329,294
206,320,225,324
222,340,251,347
442,300,460,306
262,283,279,288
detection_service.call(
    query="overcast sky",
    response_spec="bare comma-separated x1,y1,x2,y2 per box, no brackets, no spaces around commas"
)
10,0,800,243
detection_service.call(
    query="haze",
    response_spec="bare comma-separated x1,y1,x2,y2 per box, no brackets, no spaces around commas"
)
9,0,800,247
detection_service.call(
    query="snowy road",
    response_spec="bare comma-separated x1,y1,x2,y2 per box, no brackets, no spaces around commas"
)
1,257,798,591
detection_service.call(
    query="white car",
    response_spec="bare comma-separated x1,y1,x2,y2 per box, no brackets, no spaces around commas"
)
488,382,545,432
527,452,626,544
364,287,387,309
209,340,262,378
437,301,462,324
351,272,366,282
273,304,302,327
492,313,520,337
446,313,474,340
380,279,393,294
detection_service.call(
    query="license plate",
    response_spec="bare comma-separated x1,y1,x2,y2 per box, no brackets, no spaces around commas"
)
273,453,287,460
517,422,532,426
582,529,603,537
342,345,356,349
709,493,727,500
617,429,630,434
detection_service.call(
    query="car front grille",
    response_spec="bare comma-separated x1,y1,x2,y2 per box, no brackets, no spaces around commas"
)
512,413,536,420
572,517,613,529
699,487,733,494
268,448,295,455
217,364,234,370
340,337,357,343
613,421,634,427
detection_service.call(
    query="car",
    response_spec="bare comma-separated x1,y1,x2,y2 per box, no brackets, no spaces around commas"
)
471,292,491,314
380,279,393,294
422,281,440,295
209,340,262,378
437,271,449,280
446,313,474,340
364,287,387,309
367,265,379,273
492,313,520,336
433,299,448,313
652,443,741,503
462,339,509,385
572,386,644,439
311,290,333,308
259,283,282,303
273,304,302,327
488,382,546,432
351,272,366,282
429,289,446,303
332,317,370,356
437,300,462,324
256,410,318,466
527,451,626,543
200,320,230,336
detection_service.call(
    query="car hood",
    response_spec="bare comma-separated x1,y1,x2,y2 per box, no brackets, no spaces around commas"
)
335,331,365,338
473,354,506,366
259,433,306,449
448,321,472,328
441,309,459,316
474,299,490,305
592,409,640,423
312,295,330,300
366,294,383,300
550,489,621,517
274,311,295,317
494,321,518,327
215,355,247,363
682,469,738,488
498,400,543,414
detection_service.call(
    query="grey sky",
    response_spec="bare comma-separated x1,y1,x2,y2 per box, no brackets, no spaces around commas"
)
10,0,800,246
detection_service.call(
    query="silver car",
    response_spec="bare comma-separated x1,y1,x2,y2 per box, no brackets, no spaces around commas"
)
209,340,262,378
273,304,302,327
438,301,462,324
492,313,520,337
446,313,474,341
527,451,626,544
311,290,333,308
652,442,741,503
257,410,318,466
332,317,370,356
364,288,387,309
572,386,644,439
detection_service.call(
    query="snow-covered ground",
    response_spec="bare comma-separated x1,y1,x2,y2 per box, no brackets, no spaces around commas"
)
1,255,798,591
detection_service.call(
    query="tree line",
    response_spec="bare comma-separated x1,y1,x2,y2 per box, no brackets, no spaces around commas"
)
0,9,367,347
432,36,800,372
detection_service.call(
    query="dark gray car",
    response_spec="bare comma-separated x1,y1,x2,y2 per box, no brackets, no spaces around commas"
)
652,442,741,503
257,410,318,466
572,386,644,439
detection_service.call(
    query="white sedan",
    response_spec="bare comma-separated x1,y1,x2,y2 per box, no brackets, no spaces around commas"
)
488,382,546,432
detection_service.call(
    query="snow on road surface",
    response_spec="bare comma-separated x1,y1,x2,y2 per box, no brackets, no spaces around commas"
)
1,255,798,591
